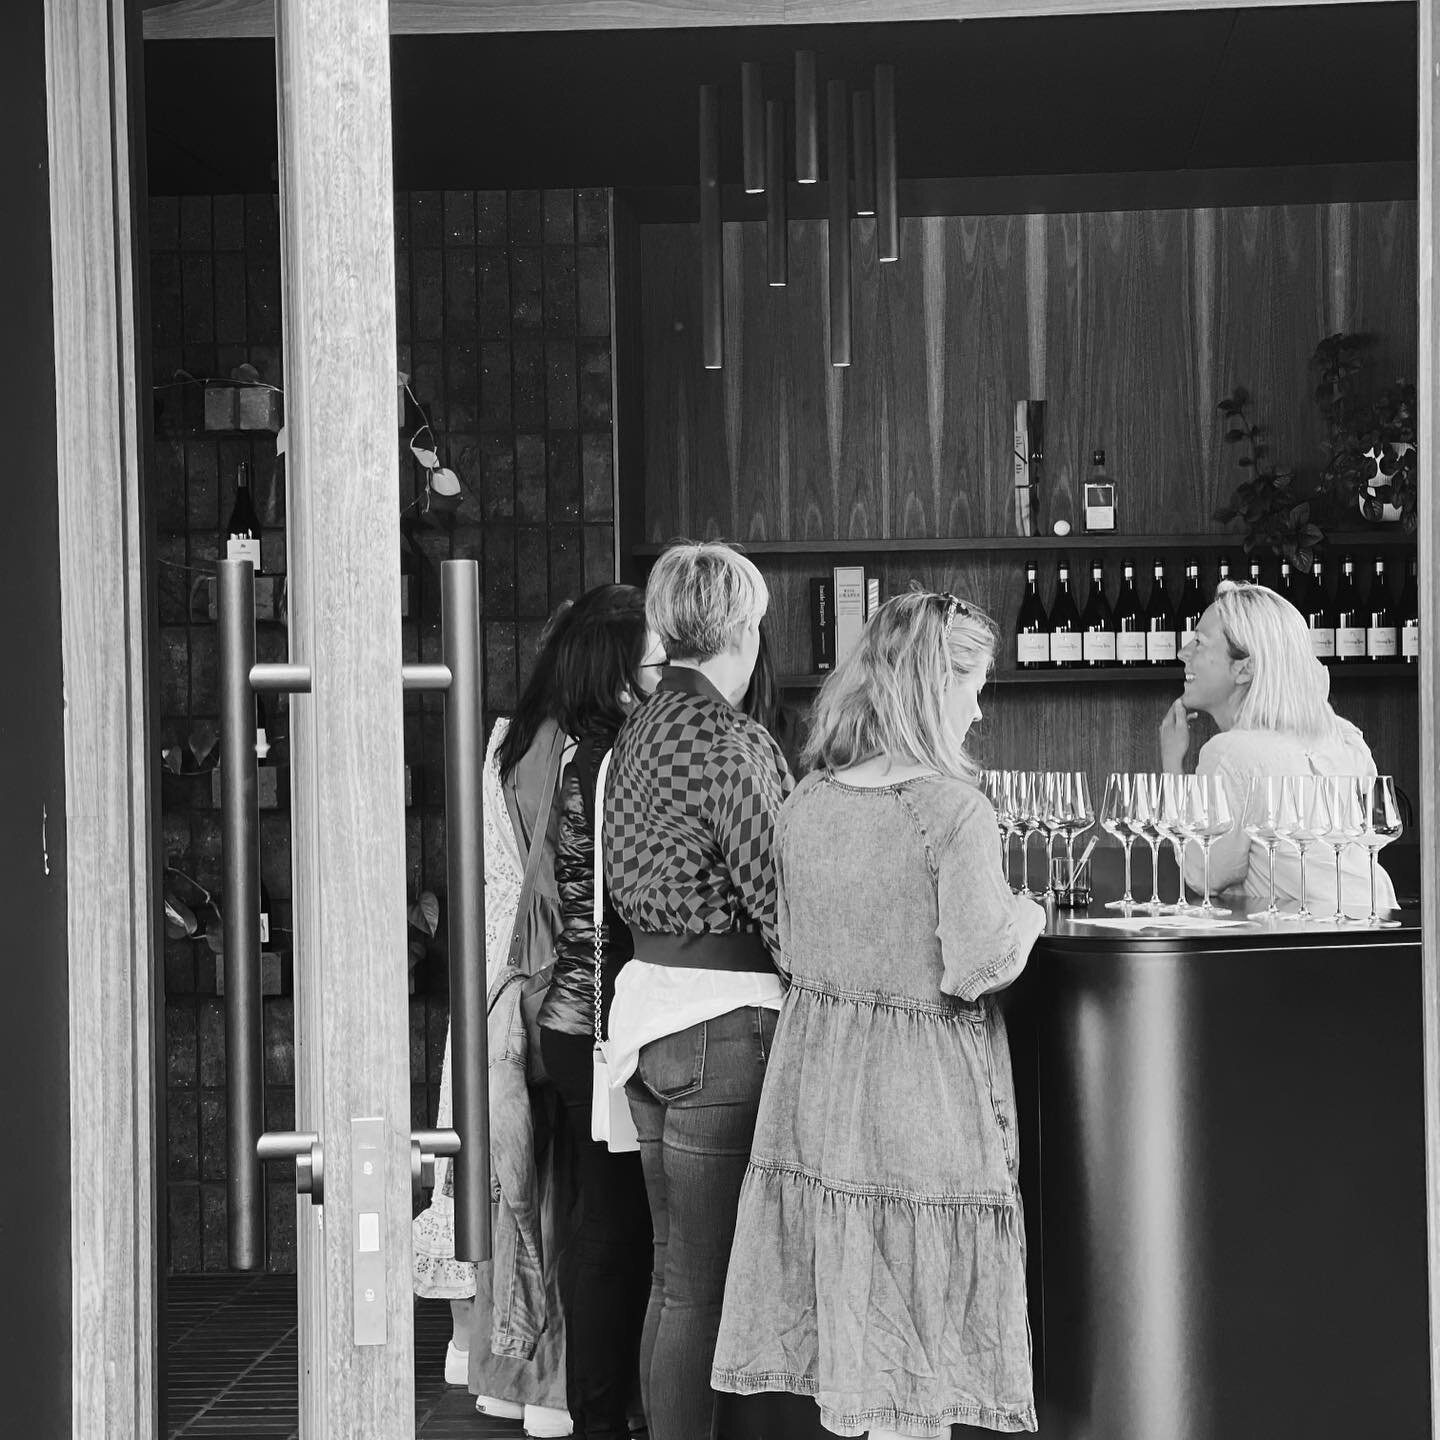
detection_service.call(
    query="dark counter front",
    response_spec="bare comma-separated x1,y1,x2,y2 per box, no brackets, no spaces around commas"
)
1013,899,1428,1440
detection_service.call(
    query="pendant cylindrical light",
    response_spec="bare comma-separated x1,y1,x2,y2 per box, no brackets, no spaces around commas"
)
875,62,898,262
827,78,851,367
700,83,723,369
742,62,765,194
766,99,787,287
852,89,875,216
795,50,819,183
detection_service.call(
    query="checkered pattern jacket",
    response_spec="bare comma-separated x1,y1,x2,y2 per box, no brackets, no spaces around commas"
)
603,666,794,956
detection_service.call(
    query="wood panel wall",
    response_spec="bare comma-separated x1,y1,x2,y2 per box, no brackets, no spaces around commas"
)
635,201,1421,812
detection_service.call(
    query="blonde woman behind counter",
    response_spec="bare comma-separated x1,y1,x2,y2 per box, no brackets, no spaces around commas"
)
1159,579,1396,912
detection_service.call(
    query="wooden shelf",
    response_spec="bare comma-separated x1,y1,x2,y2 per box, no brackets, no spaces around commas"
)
779,662,1419,691
635,530,1416,559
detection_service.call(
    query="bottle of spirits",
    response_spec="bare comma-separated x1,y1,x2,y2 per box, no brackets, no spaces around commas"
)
224,460,262,571
1334,553,1367,663
1082,449,1116,533
1365,555,1398,661
1177,559,1206,654
1048,561,1083,668
1113,560,1147,667
1144,558,1178,665
1400,556,1420,664
1080,560,1116,667
1305,556,1336,662
1016,562,1050,670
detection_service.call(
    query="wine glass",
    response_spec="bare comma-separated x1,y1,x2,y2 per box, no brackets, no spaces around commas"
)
1320,775,1364,924
1241,775,1286,921
1156,773,1193,912
1099,772,1139,910
1128,773,1168,914
1036,772,1070,900
1355,774,1403,928
1012,771,1043,898
1279,775,1326,923
1057,771,1095,887
1179,773,1234,916
982,770,1015,881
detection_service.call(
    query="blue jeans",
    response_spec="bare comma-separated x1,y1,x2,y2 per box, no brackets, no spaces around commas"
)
626,1006,777,1440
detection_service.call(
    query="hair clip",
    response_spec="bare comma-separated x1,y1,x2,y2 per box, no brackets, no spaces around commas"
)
940,591,969,641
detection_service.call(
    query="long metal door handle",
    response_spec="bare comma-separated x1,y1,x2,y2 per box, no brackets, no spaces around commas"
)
258,1129,325,1205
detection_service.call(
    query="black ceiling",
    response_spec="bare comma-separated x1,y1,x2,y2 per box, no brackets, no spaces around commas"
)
143,3,1417,195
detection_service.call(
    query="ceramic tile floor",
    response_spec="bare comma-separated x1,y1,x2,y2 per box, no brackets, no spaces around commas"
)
164,1274,520,1438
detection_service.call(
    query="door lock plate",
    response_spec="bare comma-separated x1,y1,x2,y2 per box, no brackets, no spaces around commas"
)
351,1117,387,1346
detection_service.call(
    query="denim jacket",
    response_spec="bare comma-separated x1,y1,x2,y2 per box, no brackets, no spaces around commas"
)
487,964,553,1361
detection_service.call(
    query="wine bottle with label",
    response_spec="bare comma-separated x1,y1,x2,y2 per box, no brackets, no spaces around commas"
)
1400,556,1419,664
1113,560,1146,667
1177,559,1206,654
1080,560,1116,667
1048,561,1083,668
1279,558,1298,607
1247,557,1263,588
1217,557,1233,588
1144,558,1178,665
1016,561,1050,669
1305,557,1336,662
1365,555,1398,661
1334,554,1367,662
224,460,262,571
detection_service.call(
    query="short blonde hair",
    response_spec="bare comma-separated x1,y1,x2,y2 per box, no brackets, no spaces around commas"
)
803,590,997,782
645,541,769,662
1211,580,1345,744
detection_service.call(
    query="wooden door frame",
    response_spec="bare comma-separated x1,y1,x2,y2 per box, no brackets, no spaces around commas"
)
52,1,1437,1438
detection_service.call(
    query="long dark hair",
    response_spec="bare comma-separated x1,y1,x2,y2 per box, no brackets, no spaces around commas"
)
496,583,647,778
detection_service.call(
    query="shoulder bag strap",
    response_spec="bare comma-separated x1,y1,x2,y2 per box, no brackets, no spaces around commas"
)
507,725,567,971
592,749,613,1042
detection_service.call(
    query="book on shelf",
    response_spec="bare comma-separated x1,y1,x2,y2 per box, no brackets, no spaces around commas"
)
833,564,867,665
809,577,835,673
866,575,881,620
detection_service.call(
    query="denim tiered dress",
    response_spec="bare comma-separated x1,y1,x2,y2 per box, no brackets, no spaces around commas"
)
712,772,1046,1437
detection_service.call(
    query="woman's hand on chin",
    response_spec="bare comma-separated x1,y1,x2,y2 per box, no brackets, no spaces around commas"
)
1159,697,1193,774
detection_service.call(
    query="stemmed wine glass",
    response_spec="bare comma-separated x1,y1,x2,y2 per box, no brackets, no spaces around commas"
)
1279,775,1326,923
1013,771,1043,898
1036,772,1071,900
1156,773,1193,913
1355,774,1403,928
1128,774,1169,914
1320,774,1364,924
1056,771,1095,896
1241,775,1287,921
983,770,1018,884
1179,773,1234,916
1099,772,1139,910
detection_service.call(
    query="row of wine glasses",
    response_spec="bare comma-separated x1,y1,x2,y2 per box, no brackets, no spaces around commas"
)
1239,773,1402,927
1095,771,1402,925
982,771,1095,899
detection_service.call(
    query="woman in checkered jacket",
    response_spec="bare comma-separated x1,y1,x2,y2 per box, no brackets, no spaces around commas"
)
601,541,794,1440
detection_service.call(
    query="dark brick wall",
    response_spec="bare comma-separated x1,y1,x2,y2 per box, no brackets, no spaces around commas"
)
153,187,615,1273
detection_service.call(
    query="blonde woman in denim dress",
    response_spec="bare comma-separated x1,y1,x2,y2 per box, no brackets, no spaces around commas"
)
712,591,1046,1438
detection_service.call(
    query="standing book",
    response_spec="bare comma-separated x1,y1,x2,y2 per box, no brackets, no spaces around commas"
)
809,577,836,673
833,565,867,665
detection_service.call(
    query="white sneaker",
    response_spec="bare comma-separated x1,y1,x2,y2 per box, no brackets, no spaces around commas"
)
475,1395,525,1419
443,1341,469,1386
523,1405,575,1438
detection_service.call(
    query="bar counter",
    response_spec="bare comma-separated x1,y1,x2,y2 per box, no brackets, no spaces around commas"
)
732,858,1427,1440
1009,867,1427,1440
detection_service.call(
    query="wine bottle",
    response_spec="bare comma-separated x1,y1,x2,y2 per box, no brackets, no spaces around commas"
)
1144,557,1178,665
1113,560,1147,666
1305,557,1336,662
1177,559,1206,654
1080,560,1116,666
1217,557,1233,588
1365,555,1398,661
1400,556,1420,664
1279,558,1297,607
255,692,271,762
224,460,262,571
1334,553,1366,663
1048,561,1083,668
1247,557,1263,588
1016,561,1050,669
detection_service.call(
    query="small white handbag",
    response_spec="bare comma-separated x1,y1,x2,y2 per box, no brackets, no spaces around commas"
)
589,750,640,1153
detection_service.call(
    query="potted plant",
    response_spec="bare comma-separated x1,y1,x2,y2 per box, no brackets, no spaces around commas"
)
1311,332,1418,532
1214,386,1325,572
